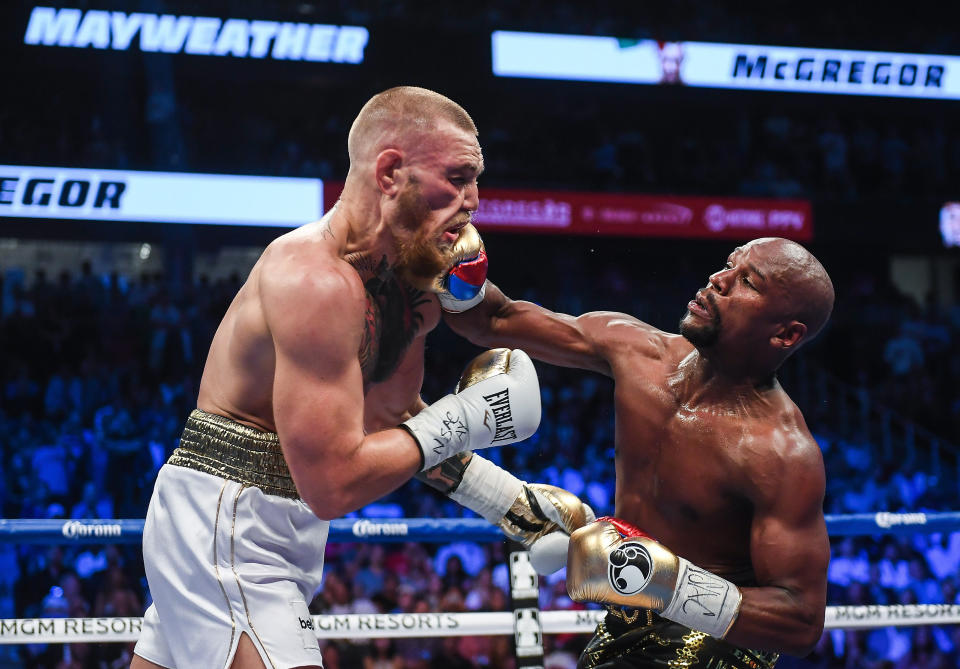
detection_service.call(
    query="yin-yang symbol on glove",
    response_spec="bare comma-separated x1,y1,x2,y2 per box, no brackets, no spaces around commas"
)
607,542,652,595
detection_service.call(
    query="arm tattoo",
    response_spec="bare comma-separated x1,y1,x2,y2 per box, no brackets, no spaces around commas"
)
415,451,474,494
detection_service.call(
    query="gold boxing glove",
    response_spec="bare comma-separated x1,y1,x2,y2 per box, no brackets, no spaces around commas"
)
451,351,591,547
567,517,742,639
411,349,590,572
431,223,488,312
498,483,595,546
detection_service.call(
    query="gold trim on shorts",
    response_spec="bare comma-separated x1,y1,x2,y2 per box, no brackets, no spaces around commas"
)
670,630,707,668
168,409,300,499
595,605,778,669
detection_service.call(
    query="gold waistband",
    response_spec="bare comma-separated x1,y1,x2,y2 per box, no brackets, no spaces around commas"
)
168,409,300,499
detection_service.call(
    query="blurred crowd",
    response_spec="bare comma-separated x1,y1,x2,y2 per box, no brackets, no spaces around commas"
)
816,267,960,442
4,94,958,213
1,237,959,667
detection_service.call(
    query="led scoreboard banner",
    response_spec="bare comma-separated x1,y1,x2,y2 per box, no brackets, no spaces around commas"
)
1,168,811,241
0,166,323,227
492,31,960,100
22,6,369,63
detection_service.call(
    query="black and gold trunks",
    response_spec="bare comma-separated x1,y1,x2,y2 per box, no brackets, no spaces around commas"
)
167,409,300,499
578,606,778,669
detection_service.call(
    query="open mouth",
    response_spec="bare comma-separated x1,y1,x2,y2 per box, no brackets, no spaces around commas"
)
687,291,711,318
441,220,468,244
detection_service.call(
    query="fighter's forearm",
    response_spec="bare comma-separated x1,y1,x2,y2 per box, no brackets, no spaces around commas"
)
447,283,610,375
293,428,424,520
416,450,593,569
724,586,825,656
443,281,511,347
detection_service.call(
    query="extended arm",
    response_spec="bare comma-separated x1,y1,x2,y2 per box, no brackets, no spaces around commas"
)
445,281,651,376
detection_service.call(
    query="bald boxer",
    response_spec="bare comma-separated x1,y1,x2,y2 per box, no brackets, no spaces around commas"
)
447,238,835,667
131,87,559,669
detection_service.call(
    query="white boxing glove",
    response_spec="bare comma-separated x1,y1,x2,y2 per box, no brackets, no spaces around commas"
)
401,349,540,470
530,531,576,575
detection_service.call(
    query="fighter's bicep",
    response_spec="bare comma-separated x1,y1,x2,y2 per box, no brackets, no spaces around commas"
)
265,269,367,460
748,448,829,599
575,312,668,370
271,334,365,447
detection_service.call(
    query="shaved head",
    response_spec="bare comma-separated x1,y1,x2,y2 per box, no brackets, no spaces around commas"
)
347,86,477,169
748,237,835,344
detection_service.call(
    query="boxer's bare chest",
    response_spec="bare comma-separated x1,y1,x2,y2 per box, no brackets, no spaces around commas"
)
612,369,758,561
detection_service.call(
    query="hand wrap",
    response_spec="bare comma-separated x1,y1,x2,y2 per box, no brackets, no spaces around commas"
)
443,454,593,574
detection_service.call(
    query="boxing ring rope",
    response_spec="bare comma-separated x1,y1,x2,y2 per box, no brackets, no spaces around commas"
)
2,512,960,646
3,511,958,544
4,606,960,645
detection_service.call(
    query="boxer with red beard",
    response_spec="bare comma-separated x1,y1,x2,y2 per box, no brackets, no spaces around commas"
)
131,87,563,669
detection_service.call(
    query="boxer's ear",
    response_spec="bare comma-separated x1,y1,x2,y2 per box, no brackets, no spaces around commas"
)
375,149,403,196
772,321,806,350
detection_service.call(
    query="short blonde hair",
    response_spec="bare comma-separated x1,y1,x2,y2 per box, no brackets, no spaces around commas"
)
347,86,477,165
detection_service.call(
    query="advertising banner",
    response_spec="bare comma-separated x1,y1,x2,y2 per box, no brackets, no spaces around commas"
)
23,6,368,63
322,182,811,241
1,170,807,240
474,188,812,241
0,165,323,227
493,30,960,100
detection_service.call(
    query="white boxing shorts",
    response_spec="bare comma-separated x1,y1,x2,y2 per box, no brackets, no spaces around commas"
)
134,410,330,669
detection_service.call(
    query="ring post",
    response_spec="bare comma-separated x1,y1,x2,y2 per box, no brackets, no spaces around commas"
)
507,539,545,667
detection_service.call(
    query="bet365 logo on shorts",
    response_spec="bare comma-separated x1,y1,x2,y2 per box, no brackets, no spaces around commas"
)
290,599,320,651
608,542,652,595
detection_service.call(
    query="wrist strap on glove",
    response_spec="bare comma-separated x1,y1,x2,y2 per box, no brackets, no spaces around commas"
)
661,558,743,639
448,455,524,524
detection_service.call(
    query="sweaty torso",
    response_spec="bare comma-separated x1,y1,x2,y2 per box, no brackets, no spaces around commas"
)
607,331,804,582
196,220,440,435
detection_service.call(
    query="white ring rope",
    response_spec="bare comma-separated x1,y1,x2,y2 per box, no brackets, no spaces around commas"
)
4,514,959,647
2,605,959,644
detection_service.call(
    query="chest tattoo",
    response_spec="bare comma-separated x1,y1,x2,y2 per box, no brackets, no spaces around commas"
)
350,254,429,384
